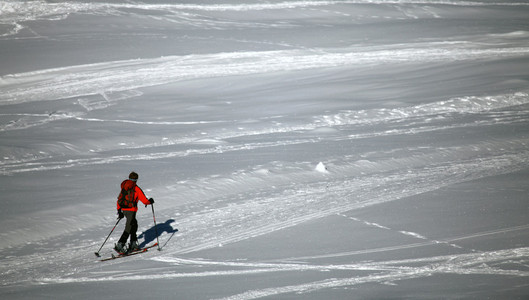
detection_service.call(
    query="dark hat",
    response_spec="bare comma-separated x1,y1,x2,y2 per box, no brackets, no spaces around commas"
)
129,171,139,181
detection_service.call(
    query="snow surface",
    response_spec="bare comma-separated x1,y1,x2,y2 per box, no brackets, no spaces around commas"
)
1,0,529,299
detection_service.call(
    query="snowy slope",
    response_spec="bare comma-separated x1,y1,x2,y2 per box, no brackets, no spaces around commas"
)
1,1,529,299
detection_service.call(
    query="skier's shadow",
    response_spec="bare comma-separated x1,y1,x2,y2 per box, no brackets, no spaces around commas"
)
138,219,178,249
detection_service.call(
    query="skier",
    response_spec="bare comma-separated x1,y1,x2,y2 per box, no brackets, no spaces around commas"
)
115,171,154,253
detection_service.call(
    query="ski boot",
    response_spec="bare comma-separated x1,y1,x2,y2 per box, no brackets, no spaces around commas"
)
114,242,127,254
128,240,140,253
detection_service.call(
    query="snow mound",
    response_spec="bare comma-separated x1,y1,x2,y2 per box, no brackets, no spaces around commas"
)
315,162,329,173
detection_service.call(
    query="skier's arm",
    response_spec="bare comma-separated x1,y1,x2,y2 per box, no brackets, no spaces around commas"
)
135,186,151,206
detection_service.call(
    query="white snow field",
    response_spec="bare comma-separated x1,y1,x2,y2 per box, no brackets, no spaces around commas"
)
1,0,529,299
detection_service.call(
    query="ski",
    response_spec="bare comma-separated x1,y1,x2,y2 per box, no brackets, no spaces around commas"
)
99,243,159,261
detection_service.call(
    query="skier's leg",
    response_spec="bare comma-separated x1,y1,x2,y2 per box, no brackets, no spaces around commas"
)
130,217,138,241
115,214,130,253
129,213,139,251
117,231,129,244
118,211,135,244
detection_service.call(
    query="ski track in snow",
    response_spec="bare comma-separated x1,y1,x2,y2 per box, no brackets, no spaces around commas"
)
2,0,529,40
1,72,528,168
1,87,529,287
0,92,528,175
210,248,529,300
41,245,529,283
3,138,529,287
1,44,528,105
2,0,529,25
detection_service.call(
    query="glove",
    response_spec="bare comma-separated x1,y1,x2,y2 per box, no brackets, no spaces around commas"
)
117,209,124,219
149,198,155,204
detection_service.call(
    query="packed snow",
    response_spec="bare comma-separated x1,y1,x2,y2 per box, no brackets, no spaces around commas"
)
1,0,529,299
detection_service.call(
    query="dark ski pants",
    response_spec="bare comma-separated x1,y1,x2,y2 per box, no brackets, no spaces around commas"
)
118,210,138,244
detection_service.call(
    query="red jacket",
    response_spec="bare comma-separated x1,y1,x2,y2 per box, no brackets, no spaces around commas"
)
117,179,150,212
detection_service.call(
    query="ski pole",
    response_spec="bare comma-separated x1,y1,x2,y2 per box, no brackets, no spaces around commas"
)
94,217,121,257
151,203,161,251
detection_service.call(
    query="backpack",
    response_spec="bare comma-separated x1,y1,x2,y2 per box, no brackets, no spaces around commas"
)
118,180,137,209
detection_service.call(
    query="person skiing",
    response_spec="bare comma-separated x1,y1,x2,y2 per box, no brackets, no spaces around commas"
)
115,171,154,254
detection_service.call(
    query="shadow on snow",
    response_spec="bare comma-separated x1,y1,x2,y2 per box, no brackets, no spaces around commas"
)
139,219,178,249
